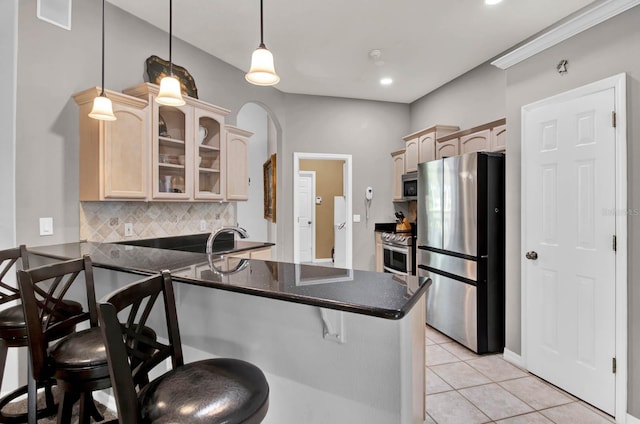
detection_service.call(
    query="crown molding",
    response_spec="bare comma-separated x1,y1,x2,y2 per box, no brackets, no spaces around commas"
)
491,0,640,69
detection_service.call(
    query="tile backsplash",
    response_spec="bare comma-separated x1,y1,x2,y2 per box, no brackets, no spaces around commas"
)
80,202,235,242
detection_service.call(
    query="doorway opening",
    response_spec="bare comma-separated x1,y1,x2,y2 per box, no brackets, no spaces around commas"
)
236,102,280,252
293,153,352,269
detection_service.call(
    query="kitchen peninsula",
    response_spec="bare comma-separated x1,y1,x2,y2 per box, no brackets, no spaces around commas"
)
28,241,429,424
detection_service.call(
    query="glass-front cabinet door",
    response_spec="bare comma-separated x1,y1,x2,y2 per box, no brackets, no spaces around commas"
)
193,103,228,200
153,102,193,200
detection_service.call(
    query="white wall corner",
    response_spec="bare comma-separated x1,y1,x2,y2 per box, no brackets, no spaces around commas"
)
502,348,525,369
491,0,640,69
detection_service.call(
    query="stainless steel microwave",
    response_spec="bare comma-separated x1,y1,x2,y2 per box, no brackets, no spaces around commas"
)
401,172,418,200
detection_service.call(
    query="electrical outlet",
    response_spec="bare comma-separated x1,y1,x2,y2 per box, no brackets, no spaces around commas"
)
199,220,207,231
124,223,134,237
39,217,53,236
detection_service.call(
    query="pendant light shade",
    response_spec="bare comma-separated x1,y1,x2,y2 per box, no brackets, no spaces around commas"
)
156,0,185,106
157,76,185,106
90,0,116,121
89,95,116,121
245,0,280,86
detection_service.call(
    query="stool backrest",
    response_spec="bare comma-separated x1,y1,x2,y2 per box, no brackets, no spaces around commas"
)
17,255,98,380
98,270,183,422
0,245,29,306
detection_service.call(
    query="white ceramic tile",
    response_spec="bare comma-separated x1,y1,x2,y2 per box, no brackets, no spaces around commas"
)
426,344,460,366
539,402,614,424
467,355,528,382
460,383,533,421
499,376,573,410
440,341,480,360
426,368,454,395
430,361,491,389
496,412,554,423
426,391,491,424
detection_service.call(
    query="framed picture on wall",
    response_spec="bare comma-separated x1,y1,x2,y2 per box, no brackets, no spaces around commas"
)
263,154,276,222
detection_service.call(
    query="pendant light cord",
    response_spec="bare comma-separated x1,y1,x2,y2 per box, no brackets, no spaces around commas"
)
259,0,265,48
169,0,174,76
100,0,105,96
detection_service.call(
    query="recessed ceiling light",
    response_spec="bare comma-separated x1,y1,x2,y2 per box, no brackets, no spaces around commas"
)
380,78,393,85
485,0,503,5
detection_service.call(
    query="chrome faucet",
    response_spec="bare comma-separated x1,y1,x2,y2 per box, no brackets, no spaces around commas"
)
205,226,249,255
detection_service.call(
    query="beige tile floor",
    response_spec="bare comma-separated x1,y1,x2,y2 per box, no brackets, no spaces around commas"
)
425,325,615,424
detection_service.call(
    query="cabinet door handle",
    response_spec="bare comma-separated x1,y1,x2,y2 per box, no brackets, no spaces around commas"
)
525,251,538,260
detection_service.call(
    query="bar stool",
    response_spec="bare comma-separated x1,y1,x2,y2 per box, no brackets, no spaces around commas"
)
17,255,111,424
0,245,57,423
98,270,269,423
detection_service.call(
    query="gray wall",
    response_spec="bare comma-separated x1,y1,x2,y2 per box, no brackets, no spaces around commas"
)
504,5,640,417
410,6,640,417
281,94,409,270
14,0,287,247
14,0,407,273
0,0,18,249
410,62,506,132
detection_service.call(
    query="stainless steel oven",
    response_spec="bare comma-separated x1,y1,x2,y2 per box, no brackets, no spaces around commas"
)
381,232,414,275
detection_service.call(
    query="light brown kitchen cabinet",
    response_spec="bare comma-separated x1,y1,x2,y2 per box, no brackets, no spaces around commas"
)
460,129,491,154
490,123,506,152
435,138,459,159
375,231,383,272
391,150,406,202
124,83,230,201
225,125,253,201
437,118,506,158
404,137,419,173
403,125,459,171
73,87,149,201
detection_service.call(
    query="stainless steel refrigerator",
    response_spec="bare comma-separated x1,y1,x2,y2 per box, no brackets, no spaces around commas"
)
417,152,505,353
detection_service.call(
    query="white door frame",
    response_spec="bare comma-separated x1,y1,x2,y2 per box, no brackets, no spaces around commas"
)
298,170,316,262
293,153,353,268
521,73,627,420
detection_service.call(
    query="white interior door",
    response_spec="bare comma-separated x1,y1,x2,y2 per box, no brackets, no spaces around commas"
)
298,172,315,263
522,86,617,414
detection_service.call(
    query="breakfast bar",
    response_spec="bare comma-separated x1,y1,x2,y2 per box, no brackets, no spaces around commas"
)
27,241,429,424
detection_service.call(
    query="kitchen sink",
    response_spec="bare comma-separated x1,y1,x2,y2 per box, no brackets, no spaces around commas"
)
115,232,234,254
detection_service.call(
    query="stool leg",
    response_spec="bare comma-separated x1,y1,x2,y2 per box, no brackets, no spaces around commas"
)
26,361,36,424
56,391,78,424
0,341,7,392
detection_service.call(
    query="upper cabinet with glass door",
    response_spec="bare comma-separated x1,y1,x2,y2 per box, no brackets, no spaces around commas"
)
192,102,229,200
124,83,230,201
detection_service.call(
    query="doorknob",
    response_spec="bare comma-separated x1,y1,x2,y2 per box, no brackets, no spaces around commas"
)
525,251,538,260
308,221,312,224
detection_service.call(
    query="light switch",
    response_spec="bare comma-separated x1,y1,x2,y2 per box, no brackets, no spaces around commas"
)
39,217,53,236
353,214,361,223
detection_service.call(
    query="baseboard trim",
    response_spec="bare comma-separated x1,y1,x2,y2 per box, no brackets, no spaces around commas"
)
502,348,525,369
627,413,640,424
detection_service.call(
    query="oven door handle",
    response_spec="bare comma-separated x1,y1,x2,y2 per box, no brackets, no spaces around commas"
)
383,244,410,254
383,266,407,275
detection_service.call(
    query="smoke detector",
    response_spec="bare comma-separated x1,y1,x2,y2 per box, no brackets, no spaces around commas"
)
369,49,385,66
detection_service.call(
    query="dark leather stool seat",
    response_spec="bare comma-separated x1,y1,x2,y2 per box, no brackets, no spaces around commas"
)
140,358,269,423
49,328,110,382
99,271,270,424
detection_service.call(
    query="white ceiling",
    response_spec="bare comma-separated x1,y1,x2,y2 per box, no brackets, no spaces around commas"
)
107,0,596,103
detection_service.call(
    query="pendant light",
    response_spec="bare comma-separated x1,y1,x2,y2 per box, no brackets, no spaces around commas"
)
245,0,280,86
156,0,186,106
89,0,116,121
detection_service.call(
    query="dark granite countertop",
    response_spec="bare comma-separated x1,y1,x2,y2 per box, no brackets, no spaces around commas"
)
27,242,429,320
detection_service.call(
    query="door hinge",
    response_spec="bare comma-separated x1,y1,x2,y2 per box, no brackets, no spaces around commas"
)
612,235,617,252
612,111,617,128
612,357,617,374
